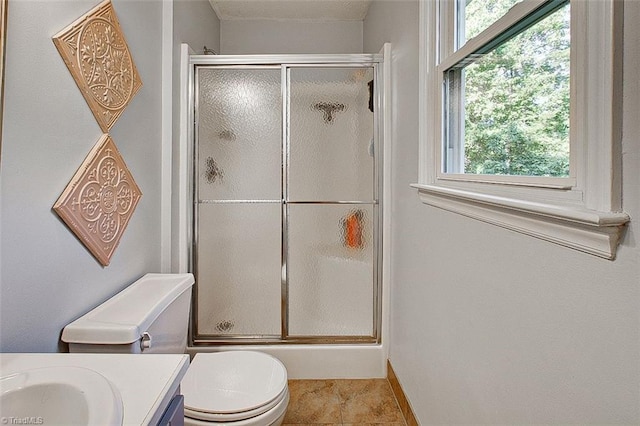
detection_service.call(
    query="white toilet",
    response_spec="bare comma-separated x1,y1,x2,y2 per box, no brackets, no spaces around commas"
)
61,273,289,426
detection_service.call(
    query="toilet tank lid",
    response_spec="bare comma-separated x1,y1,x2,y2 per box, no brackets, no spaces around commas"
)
62,273,195,345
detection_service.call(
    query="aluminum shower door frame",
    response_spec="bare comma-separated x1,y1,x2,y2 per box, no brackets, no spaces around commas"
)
188,53,384,345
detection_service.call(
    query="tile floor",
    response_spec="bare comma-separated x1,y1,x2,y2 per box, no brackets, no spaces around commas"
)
283,379,406,425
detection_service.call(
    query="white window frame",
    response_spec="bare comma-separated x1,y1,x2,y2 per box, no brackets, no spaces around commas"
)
413,0,630,259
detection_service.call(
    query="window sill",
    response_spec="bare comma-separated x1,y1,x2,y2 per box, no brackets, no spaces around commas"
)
411,183,630,259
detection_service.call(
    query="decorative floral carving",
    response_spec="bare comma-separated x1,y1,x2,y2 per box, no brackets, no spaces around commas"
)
53,0,142,132
54,134,142,266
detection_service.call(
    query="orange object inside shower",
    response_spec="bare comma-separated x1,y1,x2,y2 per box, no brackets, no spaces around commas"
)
344,210,363,249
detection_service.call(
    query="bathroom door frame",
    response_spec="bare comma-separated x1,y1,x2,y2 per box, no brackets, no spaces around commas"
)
178,48,391,346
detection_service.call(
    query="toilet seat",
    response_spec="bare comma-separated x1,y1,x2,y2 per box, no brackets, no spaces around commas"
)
184,388,288,423
184,389,289,426
182,351,288,422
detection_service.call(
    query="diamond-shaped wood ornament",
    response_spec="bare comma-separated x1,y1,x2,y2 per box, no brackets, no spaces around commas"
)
52,0,142,132
54,134,142,266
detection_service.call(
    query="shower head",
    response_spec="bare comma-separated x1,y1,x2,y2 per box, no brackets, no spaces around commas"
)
203,46,217,55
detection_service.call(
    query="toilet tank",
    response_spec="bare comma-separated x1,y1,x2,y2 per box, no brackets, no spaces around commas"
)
62,273,195,354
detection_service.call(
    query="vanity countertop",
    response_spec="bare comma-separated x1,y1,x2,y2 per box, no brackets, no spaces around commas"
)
0,353,190,425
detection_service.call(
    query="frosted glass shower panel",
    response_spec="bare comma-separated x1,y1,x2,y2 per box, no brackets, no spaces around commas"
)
289,68,375,202
288,204,375,336
197,67,282,201
196,203,282,336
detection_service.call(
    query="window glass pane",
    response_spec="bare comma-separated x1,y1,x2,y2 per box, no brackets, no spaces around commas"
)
447,3,570,177
460,0,523,46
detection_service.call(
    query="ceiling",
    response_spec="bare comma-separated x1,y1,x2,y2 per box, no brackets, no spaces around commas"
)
208,0,373,21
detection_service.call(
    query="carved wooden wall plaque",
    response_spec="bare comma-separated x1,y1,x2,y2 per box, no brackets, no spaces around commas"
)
52,0,142,132
54,134,142,266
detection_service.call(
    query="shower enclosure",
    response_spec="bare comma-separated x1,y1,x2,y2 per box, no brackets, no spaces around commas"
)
187,54,384,345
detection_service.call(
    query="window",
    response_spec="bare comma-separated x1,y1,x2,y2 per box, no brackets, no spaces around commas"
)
415,0,629,259
445,1,570,180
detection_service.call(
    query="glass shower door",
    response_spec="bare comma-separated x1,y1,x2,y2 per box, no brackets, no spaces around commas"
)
286,67,377,337
195,67,283,338
192,62,380,343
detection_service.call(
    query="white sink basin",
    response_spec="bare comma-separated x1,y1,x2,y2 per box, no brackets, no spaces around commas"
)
0,366,122,425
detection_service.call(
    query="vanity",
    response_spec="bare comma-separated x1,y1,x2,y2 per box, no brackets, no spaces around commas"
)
0,353,189,425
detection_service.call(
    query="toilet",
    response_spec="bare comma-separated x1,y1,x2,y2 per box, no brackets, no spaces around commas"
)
61,273,289,426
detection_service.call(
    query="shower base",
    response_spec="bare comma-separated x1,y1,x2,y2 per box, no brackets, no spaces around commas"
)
186,344,386,379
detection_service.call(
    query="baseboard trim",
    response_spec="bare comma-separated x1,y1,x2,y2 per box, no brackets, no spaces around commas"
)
387,360,419,425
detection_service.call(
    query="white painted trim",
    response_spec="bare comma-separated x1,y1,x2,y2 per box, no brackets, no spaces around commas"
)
416,0,629,259
412,184,629,226
573,0,624,213
413,184,627,260
177,44,195,273
160,0,173,273
189,53,382,65
418,0,430,184
380,42,392,364
436,173,574,189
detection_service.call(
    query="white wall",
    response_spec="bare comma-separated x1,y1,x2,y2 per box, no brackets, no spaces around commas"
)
171,0,220,272
174,0,220,56
220,19,363,54
364,0,640,424
0,0,164,352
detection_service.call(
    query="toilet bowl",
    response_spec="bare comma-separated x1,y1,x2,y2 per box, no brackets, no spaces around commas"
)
182,352,289,426
61,273,288,425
